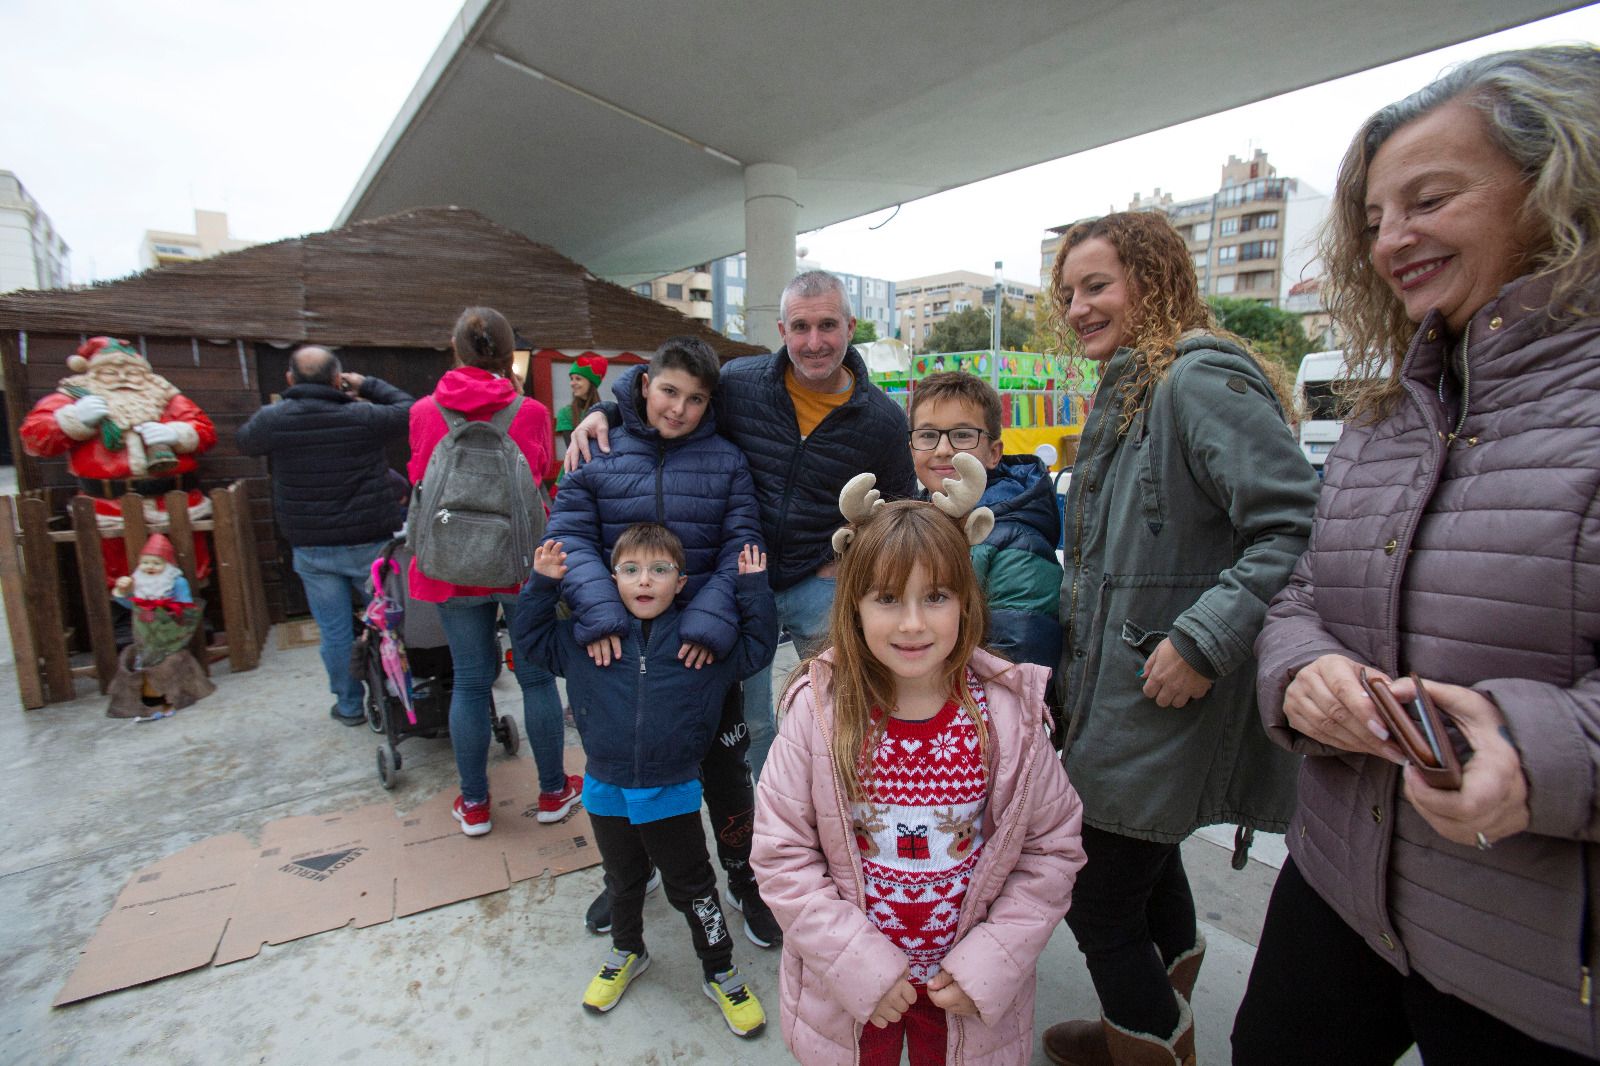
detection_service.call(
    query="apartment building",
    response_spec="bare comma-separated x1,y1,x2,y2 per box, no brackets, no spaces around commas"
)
140,209,257,269
1039,150,1328,311
0,171,70,293
637,253,896,343
895,270,1038,352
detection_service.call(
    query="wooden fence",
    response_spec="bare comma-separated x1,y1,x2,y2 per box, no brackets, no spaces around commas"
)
0,480,270,709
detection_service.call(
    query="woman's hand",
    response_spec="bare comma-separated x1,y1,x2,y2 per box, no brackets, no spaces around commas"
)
868,975,917,1029
926,971,978,1016
1283,654,1407,762
1141,638,1213,708
563,409,612,472
1393,677,1530,848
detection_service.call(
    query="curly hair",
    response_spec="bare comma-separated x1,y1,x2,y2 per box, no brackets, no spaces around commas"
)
1324,44,1600,423
1048,212,1247,433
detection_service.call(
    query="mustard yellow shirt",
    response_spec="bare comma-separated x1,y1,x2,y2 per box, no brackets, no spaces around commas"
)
786,367,853,438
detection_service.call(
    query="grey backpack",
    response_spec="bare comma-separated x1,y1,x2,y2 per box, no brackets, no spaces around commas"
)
408,398,545,588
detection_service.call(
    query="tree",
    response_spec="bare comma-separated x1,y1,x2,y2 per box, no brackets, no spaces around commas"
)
926,299,1031,353
852,319,878,344
1207,296,1314,373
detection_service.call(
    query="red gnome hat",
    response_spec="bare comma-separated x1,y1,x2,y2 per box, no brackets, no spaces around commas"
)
140,533,177,565
66,336,149,375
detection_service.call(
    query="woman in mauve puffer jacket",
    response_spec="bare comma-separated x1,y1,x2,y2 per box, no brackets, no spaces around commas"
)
1234,46,1600,1065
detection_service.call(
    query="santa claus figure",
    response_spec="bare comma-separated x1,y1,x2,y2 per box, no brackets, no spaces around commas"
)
20,336,217,582
107,533,214,718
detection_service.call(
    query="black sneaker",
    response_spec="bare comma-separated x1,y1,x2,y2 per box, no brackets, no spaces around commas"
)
585,868,662,935
726,878,782,948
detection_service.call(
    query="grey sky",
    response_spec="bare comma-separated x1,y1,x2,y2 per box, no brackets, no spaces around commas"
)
4,1,1598,288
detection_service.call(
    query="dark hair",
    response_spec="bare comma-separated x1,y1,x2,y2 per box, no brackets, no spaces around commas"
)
611,522,686,571
909,371,1003,438
649,336,720,391
451,306,515,376
289,345,341,387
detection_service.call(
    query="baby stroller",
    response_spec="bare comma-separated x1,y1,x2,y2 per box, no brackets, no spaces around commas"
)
355,539,518,789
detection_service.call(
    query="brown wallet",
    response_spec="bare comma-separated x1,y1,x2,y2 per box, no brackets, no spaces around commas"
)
1359,669,1464,790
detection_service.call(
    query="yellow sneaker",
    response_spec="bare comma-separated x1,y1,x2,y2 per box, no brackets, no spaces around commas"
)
582,948,649,1014
703,965,766,1038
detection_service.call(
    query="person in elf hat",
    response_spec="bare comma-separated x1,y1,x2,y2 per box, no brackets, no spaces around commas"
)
107,533,214,718
20,336,217,583
555,354,608,444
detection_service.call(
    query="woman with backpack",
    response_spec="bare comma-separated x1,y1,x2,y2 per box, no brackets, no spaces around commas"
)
409,306,581,837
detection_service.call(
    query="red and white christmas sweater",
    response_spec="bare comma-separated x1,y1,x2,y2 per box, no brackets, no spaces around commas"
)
852,670,990,984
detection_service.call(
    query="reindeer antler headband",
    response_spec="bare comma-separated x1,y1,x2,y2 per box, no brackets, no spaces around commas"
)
830,451,996,554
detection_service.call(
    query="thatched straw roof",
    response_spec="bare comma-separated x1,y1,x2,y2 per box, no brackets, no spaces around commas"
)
0,206,764,356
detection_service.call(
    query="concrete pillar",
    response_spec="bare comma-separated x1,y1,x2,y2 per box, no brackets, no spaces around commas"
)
743,163,798,351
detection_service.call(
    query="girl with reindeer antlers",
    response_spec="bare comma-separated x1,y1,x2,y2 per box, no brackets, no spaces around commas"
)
751,452,1087,1066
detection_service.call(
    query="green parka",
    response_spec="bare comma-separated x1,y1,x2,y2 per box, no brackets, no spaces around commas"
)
1058,335,1318,842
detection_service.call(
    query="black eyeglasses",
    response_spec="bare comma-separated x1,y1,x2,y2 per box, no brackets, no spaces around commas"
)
909,427,989,451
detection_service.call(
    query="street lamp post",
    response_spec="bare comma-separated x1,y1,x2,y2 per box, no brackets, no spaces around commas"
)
991,260,1003,390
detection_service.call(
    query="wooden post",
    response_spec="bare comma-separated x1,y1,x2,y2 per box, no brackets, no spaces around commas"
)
117,494,147,574
163,490,209,675
0,497,45,709
234,487,270,652
68,498,118,694
17,496,73,704
209,485,256,672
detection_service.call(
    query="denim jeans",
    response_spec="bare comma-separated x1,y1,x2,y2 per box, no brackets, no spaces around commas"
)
436,595,565,802
293,542,388,719
744,572,836,782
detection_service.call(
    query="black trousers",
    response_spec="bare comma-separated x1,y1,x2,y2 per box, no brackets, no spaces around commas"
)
589,809,734,981
699,682,756,890
1233,857,1598,1065
1063,825,1197,1035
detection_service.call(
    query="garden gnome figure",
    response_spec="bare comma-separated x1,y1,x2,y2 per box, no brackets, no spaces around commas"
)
107,534,214,718
19,336,217,584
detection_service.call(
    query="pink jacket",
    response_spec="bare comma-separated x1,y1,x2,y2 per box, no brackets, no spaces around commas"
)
407,366,552,603
752,647,1085,1066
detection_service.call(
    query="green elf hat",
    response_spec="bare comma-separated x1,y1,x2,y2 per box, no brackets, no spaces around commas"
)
571,353,608,388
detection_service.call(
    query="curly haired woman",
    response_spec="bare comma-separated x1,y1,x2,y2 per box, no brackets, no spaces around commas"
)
1039,211,1320,1064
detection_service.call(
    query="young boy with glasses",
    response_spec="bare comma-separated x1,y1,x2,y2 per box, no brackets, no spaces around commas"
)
908,371,1063,670
516,526,775,1037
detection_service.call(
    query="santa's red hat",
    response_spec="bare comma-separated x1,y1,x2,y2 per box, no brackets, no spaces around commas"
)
139,533,177,565
67,336,149,375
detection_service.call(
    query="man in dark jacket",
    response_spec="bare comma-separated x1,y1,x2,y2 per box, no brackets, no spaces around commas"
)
237,346,412,725
567,271,914,778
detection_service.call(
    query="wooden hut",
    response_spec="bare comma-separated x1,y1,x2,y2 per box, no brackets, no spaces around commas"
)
0,205,763,621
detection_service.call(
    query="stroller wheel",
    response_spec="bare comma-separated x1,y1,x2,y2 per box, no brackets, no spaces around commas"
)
496,714,520,757
377,745,397,790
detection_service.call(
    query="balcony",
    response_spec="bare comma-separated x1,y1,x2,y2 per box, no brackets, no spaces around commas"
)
688,272,712,291
689,300,714,320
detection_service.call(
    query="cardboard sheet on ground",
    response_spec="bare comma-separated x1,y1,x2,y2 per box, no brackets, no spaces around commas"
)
55,748,598,1006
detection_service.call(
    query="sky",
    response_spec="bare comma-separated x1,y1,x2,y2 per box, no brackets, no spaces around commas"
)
4,1,1599,289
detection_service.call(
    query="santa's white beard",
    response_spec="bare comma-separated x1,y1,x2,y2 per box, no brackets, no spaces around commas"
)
61,368,178,429
131,564,180,600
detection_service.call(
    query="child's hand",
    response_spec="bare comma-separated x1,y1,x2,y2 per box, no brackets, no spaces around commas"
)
926,970,978,1016
533,540,568,580
586,634,621,667
678,641,716,669
868,976,917,1029
737,544,767,575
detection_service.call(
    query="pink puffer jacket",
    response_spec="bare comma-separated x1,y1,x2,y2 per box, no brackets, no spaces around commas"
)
752,647,1085,1066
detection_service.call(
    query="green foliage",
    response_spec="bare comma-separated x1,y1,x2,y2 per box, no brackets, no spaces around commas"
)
1207,297,1313,373
926,299,1031,353
851,319,878,344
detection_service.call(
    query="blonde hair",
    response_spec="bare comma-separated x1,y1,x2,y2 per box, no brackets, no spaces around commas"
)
1047,212,1288,432
800,502,989,802
1324,44,1600,422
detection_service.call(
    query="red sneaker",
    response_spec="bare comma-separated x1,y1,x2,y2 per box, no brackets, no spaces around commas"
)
452,794,492,837
536,775,583,823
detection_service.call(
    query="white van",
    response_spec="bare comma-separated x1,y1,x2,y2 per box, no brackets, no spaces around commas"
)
1294,350,1347,473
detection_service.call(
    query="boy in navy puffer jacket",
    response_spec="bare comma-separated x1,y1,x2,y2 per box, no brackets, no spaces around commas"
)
514,525,775,1038
527,336,784,949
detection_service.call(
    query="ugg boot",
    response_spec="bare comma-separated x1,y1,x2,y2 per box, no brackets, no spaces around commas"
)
1102,995,1196,1066
1041,1017,1113,1066
1165,933,1206,1005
